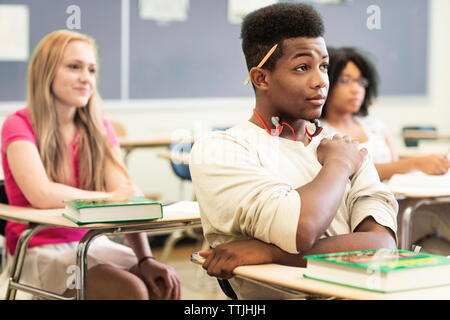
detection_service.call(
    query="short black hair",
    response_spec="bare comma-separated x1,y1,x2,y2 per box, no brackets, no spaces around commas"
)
241,3,325,72
321,47,379,118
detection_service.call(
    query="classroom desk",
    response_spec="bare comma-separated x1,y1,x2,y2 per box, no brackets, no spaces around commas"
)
384,171,450,250
402,130,450,140
0,201,200,300
119,135,194,165
157,149,190,165
398,145,450,159
388,190,450,251
230,263,450,300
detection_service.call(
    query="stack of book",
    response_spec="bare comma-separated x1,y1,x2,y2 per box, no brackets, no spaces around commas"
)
62,196,163,224
303,248,450,293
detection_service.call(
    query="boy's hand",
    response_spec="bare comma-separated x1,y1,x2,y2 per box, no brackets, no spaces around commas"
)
199,240,278,280
317,135,368,177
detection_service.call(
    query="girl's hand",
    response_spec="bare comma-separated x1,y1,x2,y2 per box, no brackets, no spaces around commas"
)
138,258,182,300
110,180,143,198
414,154,450,175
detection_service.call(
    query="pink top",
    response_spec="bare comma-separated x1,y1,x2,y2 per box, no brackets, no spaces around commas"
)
1,107,119,255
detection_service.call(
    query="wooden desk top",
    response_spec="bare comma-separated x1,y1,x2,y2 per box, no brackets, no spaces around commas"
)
233,263,450,300
386,172,450,198
402,130,450,140
390,190,450,199
0,201,200,230
119,136,194,149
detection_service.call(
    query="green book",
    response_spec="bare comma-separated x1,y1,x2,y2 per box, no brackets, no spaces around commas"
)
303,248,450,293
62,196,163,224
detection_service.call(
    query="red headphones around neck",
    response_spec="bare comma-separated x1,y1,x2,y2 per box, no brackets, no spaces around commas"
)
253,109,323,141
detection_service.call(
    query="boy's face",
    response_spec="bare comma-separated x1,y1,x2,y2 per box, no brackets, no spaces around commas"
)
266,37,329,121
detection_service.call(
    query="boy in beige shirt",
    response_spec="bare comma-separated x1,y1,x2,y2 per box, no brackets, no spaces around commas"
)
189,3,398,299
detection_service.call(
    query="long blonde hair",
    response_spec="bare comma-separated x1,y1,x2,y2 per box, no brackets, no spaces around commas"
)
27,29,128,191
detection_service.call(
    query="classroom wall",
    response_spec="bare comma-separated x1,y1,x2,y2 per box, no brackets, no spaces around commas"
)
0,0,449,202
0,0,430,100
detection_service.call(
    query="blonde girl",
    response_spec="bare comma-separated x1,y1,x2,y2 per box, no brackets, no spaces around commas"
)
0,30,181,300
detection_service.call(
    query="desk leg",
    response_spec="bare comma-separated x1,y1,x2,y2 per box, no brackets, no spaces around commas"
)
122,148,132,167
399,199,428,250
6,223,46,300
75,229,107,300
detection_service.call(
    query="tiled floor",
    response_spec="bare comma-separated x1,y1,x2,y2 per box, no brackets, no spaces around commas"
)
150,235,229,300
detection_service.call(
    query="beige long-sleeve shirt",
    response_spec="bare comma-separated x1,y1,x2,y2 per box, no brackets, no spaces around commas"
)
189,121,398,254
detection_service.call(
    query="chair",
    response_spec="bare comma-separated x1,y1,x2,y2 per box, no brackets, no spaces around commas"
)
217,279,238,300
168,142,192,199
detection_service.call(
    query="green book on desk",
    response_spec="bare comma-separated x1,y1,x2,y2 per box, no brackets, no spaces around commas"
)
62,196,163,224
303,249,450,293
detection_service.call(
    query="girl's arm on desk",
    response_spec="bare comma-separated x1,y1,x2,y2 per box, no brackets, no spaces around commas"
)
6,141,142,208
375,129,449,180
375,155,450,181
7,140,112,208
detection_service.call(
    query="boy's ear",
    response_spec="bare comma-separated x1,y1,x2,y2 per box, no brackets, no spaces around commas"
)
249,67,270,91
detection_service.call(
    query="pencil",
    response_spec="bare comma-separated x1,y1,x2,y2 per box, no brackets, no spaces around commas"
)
244,43,278,85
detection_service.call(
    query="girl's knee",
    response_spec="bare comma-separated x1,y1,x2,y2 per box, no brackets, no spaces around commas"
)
126,275,149,300
88,264,149,300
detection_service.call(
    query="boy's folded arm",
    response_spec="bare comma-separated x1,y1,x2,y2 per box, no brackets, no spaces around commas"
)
199,216,397,278
295,160,353,252
346,153,398,243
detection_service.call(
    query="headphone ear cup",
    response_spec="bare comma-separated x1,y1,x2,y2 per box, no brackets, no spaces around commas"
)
311,127,323,137
271,116,280,127
312,119,323,137
305,119,323,138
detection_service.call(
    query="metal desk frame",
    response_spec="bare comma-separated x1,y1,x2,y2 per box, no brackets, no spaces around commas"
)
5,219,201,300
397,195,450,250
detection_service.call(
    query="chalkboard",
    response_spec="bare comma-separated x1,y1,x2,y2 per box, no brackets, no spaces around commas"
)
0,0,121,101
0,0,428,101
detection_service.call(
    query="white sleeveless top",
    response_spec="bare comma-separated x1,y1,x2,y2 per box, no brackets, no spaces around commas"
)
322,116,393,164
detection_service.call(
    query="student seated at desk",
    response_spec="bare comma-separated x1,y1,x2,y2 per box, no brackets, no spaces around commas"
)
0,30,181,300
319,47,450,255
189,3,398,299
